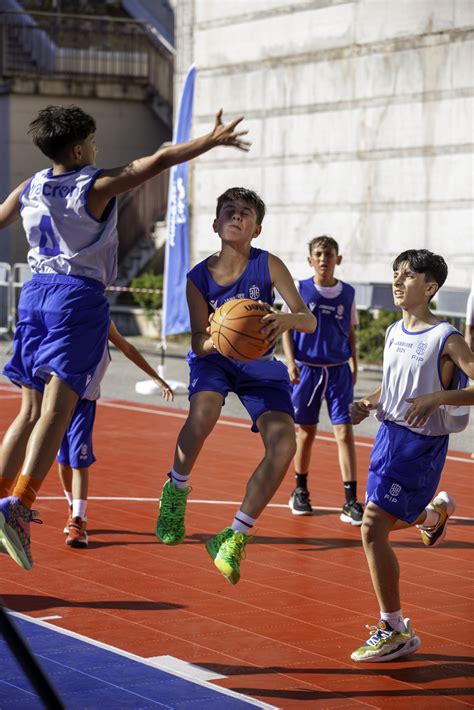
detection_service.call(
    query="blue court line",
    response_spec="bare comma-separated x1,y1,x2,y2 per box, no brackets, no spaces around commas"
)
0,612,277,709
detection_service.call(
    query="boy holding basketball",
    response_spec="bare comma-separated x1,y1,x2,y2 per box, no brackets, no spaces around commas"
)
155,187,316,584
282,236,363,523
0,320,173,548
350,249,474,662
0,104,249,570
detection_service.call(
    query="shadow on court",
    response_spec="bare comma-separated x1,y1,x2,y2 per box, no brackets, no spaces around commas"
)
1,594,185,613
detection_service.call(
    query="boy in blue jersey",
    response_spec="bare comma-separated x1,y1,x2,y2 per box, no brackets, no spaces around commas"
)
155,187,317,584
350,249,474,662
0,320,173,548
282,236,363,524
0,104,250,570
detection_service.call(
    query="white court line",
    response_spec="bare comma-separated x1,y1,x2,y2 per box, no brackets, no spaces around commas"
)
98,400,474,465
7,611,277,709
36,496,474,522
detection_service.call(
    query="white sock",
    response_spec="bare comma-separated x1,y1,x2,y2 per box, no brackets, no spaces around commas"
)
380,610,406,632
72,499,88,520
422,507,440,528
170,467,191,490
64,490,73,507
231,509,256,534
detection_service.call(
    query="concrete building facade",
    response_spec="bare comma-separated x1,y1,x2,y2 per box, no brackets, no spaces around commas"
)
177,0,473,289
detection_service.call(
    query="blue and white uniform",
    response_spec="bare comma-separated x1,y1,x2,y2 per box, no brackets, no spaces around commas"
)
367,320,469,522
289,278,357,425
3,166,117,397
57,341,112,469
187,247,293,431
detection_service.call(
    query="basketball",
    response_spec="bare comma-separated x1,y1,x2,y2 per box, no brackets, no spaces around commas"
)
210,298,271,361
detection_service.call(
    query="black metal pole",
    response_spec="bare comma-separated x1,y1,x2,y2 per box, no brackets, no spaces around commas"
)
0,601,65,710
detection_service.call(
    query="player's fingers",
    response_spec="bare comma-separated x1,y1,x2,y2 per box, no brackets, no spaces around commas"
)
226,116,244,130
215,109,223,124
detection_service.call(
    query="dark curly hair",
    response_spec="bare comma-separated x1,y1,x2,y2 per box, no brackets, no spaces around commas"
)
216,187,266,225
28,105,96,161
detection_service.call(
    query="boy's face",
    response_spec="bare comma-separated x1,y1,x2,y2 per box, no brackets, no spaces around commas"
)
213,200,261,243
71,132,97,166
392,261,438,309
308,243,341,279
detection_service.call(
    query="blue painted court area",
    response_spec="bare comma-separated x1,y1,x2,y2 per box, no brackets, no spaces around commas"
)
0,613,270,709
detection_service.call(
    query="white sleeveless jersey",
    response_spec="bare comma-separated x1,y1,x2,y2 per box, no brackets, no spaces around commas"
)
20,166,118,286
82,341,111,401
376,319,469,436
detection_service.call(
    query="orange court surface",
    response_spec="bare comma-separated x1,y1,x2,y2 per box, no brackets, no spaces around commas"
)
1,381,473,709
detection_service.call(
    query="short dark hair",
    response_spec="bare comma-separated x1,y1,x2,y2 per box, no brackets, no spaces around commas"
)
216,187,266,224
28,105,96,161
308,235,339,255
393,249,448,295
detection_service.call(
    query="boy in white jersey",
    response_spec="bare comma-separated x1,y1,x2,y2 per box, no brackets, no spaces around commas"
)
282,236,363,524
0,104,250,570
0,321,173,548
350,249,474,663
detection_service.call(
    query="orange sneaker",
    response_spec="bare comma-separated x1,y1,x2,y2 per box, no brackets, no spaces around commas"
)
66,516,88,548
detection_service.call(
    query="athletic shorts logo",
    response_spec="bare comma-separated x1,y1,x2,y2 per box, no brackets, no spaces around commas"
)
389,483,402,497
191,378,199,388
80,444,88,459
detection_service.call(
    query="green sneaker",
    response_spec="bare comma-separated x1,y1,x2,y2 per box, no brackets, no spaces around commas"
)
206,527,250,585
155,479,191,545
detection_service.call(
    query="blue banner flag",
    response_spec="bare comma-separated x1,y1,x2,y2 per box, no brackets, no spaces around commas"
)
162,64,197,340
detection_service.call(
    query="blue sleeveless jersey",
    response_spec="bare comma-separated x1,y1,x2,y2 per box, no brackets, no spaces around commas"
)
291,278,355,365
20,166,118,286
187,247,274,361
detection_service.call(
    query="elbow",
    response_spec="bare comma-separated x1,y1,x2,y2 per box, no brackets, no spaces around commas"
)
307,314,317,333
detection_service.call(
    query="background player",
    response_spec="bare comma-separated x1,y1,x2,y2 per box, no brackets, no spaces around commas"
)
350,249,474,662
282,236,363,524
156,187,316,585
0,104,249,570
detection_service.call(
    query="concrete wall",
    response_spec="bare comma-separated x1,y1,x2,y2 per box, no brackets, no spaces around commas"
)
5,94,169,264
179,0,474,288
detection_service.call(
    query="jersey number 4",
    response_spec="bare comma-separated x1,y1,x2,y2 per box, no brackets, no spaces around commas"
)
38,215,61,256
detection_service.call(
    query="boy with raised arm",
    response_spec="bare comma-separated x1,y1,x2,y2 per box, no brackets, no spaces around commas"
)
155,187,316,584
350,249,474,662
0,105,249,569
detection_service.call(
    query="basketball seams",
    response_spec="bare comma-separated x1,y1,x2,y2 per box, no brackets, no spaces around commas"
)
210,297,270,361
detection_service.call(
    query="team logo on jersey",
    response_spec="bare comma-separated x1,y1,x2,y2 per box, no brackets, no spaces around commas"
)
210,299,218,310
416,342,428,356
337,304,344,316
308,302,316,312
80,444,88,459
388,338,395,349
249,285,260,300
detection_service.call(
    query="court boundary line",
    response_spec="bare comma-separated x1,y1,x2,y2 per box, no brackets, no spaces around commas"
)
6,611,278,710
35,496,474,522
97,400,474,465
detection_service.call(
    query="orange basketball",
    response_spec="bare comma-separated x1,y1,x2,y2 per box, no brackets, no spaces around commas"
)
210,298,271,361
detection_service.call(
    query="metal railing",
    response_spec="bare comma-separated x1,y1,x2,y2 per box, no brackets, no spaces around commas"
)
0,10,173,110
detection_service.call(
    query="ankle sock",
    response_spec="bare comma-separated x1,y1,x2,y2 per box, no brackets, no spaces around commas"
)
344,480,357,504
170,467,191,490
423,506,441,527
295,472,308,489
231,509,255,534
72,499,87,520
0,478,14,498
380,610,406,632
12,475,42,508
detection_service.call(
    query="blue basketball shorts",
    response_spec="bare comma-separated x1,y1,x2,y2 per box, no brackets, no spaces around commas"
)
3,274,110,397
57,399,97,468
291,362,353,426
187,352,294,432
366,420,449,523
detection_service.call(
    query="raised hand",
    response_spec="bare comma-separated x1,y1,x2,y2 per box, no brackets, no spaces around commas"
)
211,110,251,152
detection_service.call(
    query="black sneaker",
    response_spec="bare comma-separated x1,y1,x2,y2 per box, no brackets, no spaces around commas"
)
340,500,364,526
289,488,313,516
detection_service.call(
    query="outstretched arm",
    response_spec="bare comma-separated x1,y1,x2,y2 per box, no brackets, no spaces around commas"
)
108,321,174,401
0,180,29,230
88,111,250,219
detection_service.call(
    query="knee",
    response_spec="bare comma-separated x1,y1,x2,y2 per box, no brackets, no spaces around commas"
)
333,425,352,445
266,429,296,463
